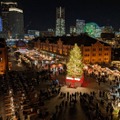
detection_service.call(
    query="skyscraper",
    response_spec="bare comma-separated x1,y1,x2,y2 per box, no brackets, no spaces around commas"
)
1,1,24,39
8,8,24,39
55,7,65,36
76,19,85,35
1,1,17,36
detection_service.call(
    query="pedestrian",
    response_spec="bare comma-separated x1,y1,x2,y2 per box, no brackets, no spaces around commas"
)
118,110,120,119
99,90,102,97
98,81,100,86
65,101,68,107
55,105,58,113
106,105,109,113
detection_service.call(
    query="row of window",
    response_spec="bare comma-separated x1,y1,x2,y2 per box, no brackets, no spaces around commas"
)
42,45,110,52
84,53,109,56
85,48,109,51
84,58,109,63
42,44,110,50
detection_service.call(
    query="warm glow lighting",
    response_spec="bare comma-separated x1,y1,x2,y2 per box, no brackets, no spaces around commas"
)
118,103,120,107
66,76,81,81
9,8,23,13
1,2,17,5
66,77,73,80
74,78,81,81
66,43,83,78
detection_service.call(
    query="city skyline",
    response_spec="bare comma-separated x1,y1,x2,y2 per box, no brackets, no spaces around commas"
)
8,0,120,32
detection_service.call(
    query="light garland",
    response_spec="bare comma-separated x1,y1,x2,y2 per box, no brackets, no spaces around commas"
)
66,43,84,78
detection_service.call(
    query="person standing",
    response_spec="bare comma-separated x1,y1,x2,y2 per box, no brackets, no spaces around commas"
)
118,110,120,119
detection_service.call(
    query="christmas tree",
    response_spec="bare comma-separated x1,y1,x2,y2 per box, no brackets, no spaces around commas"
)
66,43,84,78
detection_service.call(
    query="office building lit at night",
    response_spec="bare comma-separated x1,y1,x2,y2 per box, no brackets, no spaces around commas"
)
70,26,76,36
1,2,17,37
55,7,65,36
76,19,85,35
8,8,24,39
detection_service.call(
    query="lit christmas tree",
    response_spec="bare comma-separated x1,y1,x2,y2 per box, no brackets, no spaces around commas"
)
66,43,84,78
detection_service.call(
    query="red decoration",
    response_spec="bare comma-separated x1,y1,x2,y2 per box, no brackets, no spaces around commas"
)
66,75,84,88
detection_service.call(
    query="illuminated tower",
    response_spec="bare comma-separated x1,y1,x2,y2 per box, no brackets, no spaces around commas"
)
8,8,24,39
55,7,65,36
1,1,17,36
76,19,85,35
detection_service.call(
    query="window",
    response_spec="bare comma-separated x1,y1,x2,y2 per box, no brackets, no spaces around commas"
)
84,60,89,63
104,48,109,51
85,49,90,52
92,54,96,56
92,48,96,51
104,58,108,60
105,53,108,56
84,54,89,56
99,48,102,51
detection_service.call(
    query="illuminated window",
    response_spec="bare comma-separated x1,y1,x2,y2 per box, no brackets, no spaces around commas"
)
105,53,108,56
99,48,102,51
104,58,108,60
84,54,89,56
92,48,96,51
104,48,109,50
85,49,90,51
92,54,96,56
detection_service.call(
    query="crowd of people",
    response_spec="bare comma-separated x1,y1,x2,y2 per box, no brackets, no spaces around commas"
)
0,68,62,120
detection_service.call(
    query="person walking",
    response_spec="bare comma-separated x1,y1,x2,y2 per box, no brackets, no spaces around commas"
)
118,110,120,120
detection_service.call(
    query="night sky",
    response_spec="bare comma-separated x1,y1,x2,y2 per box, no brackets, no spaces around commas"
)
17,0,120,33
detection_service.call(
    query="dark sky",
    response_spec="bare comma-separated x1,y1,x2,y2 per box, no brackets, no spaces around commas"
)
17,0,120,32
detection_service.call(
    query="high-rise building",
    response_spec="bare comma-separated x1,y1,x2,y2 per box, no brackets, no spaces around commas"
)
70,26,76,35
1,1,24,39
55,7,65,36
8,8,24,39
76,19,85,35
1,2,17,36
